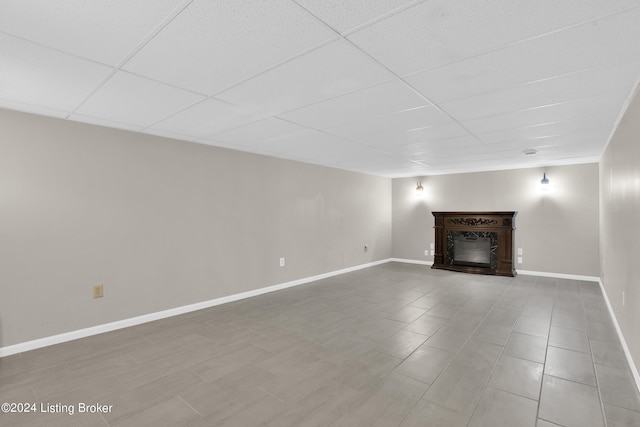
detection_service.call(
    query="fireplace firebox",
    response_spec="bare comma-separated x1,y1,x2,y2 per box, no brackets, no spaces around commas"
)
432,211,516,277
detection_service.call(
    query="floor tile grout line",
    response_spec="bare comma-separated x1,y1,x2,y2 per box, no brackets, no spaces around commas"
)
414,277,520,423
583,280,610,427
517,277,554,425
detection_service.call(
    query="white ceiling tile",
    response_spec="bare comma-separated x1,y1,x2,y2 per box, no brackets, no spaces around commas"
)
0,33,113,112
441,60,640,121
0,100,69,120
327,105,455,142
1,2,639,177
476,113,618,145
293,0,420,34
123,0,336,95
461,91,629,134
348,0,640,75
75,71,205,128
142,127,197,142
150,98,268,139
387,135,482,157
210,118,311,146
216,40,394,115
405,8,640,104
256,130,358,160
67,114,144,133
0,0,185,66
280,80,429,129
325,121,470,148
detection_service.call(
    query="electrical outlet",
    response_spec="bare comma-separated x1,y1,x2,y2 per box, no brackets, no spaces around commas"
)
279,257,285,267
430,243,434,250
517,257,523,264
424,250,429,256
93,284,104,299
517,248,523,255
431,249,435,256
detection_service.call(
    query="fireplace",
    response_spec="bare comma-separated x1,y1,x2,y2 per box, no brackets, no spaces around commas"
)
452,234,493,267
432,212,516,276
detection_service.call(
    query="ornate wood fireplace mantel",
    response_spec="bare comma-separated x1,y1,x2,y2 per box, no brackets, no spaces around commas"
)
432,211,517,277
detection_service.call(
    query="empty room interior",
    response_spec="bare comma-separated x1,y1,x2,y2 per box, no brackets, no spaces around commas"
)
2,1,640,426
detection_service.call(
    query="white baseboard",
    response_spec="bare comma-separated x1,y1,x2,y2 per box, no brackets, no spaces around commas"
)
597,278,640,394
3,259,639,395
0,258,391,358
388,258,434,266
517,269,600,282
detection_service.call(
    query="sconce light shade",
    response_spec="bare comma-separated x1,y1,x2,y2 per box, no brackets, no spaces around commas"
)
540,173,550,189
416,182,424,194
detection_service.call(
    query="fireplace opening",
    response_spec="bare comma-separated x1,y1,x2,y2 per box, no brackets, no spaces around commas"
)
453,236,491,267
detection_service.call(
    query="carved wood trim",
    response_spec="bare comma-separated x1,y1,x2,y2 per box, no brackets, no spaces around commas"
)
432,211,517,277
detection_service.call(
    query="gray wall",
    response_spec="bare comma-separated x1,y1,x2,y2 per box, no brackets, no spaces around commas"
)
392,164,600,277
0,109,392,347
600,88,640,375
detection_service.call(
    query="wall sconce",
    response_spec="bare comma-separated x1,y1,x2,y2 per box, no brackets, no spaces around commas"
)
540,172,550,190
416,181,424,195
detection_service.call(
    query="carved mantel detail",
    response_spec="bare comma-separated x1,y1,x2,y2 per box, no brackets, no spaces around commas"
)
432,211,517,277
447,218,498,226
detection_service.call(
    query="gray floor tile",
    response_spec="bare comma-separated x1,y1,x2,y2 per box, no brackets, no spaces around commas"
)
468,386,538,427
403,314,447,337
539,375,604,427
595,364,640,411
488,355,543,400
484,307,520,326
590,338,628,368
399,400,470,427
551,308,587,331
587,320,619,342
453,338,503,373
423,363,491,416
545,346,596,386
473,321,513,346
424,326,472,353
394,344,454,385
536,420,562,427
548,326,590,354
376,330,427,359
385,306,428,323
330,372,428,427
603,403,640,427
513,315,551,338
2,265,638,427
504,332,547,363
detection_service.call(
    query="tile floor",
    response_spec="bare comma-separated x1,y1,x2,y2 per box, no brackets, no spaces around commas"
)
1,262,640,426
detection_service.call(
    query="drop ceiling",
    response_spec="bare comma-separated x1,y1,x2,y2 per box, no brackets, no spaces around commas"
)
2,0,640,177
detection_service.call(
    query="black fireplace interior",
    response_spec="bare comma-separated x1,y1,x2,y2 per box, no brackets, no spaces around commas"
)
447,231,498,269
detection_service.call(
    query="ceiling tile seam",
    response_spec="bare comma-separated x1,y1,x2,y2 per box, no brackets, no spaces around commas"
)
433,56,640,107
453,89,631,125
291,0,427,38
291,2,491,150
470,111,622,138
136,37,351,134
398,4,640,80
0,97,69,116
0,29,114,68
267,78,405,118
64,0,196,119
206,36,341,99
67,111,147,131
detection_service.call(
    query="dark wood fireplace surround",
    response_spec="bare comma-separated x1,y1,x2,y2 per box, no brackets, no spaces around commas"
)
432,211,517,277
